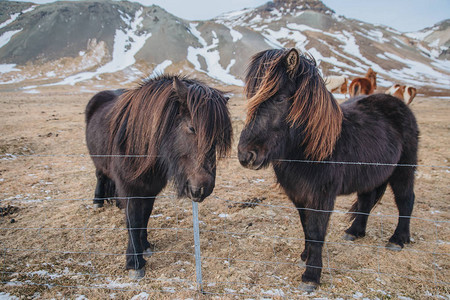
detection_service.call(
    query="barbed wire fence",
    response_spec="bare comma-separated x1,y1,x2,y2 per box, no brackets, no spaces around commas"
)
0,153,449,298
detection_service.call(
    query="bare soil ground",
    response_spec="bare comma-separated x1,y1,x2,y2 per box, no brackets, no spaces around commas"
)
0,83,448,299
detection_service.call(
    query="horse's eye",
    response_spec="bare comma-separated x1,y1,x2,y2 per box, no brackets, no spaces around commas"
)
274,96,287,103
188,126,195,134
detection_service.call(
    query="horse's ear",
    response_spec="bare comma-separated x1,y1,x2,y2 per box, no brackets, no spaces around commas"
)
173,77,188,103
224,96,230,103
285,48,299,78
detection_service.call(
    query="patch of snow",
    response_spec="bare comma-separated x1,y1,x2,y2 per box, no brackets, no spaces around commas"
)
130,292,150,300
405,28,436,41
308,48,365,74
150,213,163,218
0,6,34,30
218,213,229,218
51,9,151,85
0,29,22,49
429,39,440,48
252,179,265,183
384,52,450,87
96,278,137,289
353,291,364,298
261,288,285,297
0,13,20,29
217,8,252,21
45,71,56,77
29,270,62,280
228,27,243,42
149,59,172,78
162,287,176,293
0,64,20,73
363,29,389,43
338,31,364,58
249,15,262,24
0,292,19,300
24,89,40,94
286,23,321,33
187,23,243,86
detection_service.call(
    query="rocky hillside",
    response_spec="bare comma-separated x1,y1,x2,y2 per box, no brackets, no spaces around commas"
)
0,0,449,92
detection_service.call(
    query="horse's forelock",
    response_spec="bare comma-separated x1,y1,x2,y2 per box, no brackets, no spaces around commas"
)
108,77,178,179
187,84,232,160
244,48,343,161
245,49,290,124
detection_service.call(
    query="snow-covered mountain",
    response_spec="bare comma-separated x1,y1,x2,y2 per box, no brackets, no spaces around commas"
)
0,0,449,92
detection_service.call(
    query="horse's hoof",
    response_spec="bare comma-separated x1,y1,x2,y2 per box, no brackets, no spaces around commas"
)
386,242,402,251
93,203,104,209
298,281,318,293
128,268,145,280
143,247,153,257
343,233,357,241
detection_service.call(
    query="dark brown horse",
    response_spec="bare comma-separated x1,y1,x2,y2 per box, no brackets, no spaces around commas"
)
85,75,232,279
349,67,377,97
238,49,418,291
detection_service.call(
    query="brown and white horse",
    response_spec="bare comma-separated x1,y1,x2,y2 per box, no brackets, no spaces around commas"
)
386,84,417,105
349,68,377,97
324,75,348,94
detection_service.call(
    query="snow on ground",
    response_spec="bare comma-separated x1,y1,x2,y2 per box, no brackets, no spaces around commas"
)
0,64,20,73
363,29,389,43
0,292,19,300
130,292,150,300
286,23,321,33
0,6,35,30
187,23,244,86
405,28,436,41
149,60,172,79
227,26,243,42
0,29,22,49
51,9,151,86
0,13,21,30
383,52,450,87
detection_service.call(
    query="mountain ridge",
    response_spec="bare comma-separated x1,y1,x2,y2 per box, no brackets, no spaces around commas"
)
0,0,448,92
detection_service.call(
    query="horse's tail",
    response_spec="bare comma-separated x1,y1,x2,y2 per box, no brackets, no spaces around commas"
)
85,89,125,124
350,82,360,97
348,182,388,221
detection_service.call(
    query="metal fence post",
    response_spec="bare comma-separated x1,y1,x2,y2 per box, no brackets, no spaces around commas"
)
192,201,203,293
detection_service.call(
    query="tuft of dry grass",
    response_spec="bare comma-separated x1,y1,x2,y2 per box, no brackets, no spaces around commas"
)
0,86,448,299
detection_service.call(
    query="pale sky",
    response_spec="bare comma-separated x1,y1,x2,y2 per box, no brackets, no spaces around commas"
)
13,0,450,32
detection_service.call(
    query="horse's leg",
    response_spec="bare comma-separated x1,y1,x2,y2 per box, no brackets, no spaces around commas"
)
140,199,155,257
295,204,309,262
299,198,334,292
386,169,415,251
93,170,108,208
124,197,147,279
344,183,387,241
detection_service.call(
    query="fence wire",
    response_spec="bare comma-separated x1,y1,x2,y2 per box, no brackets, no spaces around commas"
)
0,153,448,298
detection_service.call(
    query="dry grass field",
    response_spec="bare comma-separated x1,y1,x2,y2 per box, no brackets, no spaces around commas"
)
0,83,449,299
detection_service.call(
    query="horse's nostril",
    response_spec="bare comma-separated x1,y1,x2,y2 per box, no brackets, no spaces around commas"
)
248,150,257,165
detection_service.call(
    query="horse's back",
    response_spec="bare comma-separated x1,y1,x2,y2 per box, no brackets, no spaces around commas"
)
342,93,418,159
85,89,125,123
85,89,124,173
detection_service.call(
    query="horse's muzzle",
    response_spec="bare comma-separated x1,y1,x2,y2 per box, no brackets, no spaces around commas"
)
186,178,214,202
238,147,265,170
